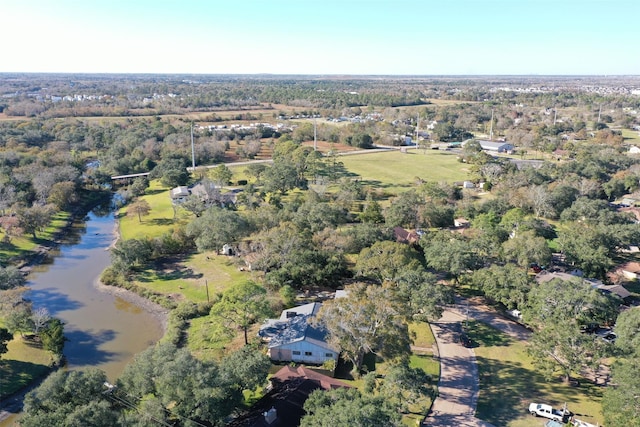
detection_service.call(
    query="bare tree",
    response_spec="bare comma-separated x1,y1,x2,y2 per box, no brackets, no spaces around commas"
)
32,307,50,334
528,185,554,218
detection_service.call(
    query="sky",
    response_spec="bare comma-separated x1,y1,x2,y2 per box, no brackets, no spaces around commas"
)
1,0,639,75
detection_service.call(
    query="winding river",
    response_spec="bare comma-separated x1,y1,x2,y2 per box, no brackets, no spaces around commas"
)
25,210,164,380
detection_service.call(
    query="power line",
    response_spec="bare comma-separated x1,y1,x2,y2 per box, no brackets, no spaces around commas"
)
110,387,209,427
105,392,174,427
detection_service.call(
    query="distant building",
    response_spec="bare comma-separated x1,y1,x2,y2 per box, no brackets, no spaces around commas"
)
476,140,515,153
536,271,631,300
454,218,470,228
616,261,640,281
393,227,420,245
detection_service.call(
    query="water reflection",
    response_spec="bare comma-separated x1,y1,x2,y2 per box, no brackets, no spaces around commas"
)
25,211,163,381
25,287,83,317
63,328,119,366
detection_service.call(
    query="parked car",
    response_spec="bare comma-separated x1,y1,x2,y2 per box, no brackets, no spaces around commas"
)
579,323,599,333
458,332,473,348
507,308,523,320
529,403,571,422
601,331,617,344
595,328,617,344
545,420,564,427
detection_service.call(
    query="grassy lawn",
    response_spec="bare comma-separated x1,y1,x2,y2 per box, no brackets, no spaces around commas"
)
134,252,248,302
621,128,640,145
0,211,71,263
118,181,191,240
402,354,440,426
0,334,53,398
339,150,470,193
409,321,436,349
466,321,604,427
185,315,228,360
186,314,262,361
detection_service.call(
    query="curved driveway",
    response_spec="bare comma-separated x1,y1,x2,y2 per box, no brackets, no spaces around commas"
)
424,297,531,427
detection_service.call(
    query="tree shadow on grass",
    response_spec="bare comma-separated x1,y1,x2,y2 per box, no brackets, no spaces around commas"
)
148,218,175,226
476,356,603,426
334,358,356,380
0,360,50,399
466,320,513,347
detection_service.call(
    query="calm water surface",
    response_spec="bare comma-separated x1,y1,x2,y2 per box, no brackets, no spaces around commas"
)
25,211,163,380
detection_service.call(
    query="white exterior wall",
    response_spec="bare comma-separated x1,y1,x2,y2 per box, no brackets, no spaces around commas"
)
269,340,337,365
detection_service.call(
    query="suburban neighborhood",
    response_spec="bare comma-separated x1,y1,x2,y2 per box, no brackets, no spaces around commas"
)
1,1,640,418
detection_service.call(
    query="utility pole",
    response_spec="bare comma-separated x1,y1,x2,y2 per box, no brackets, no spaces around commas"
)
415,113,419,150
489,108,494,141
190,123,196,171
313,115,317,151
553,108,557,125
597,104,602,123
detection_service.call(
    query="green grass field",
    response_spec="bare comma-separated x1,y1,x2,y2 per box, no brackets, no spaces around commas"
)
338,150,470,193
467,321,604,427
134,251,249,302
621,128,640,145
0,334,53,399
409,321,436,349
0,211,71,264
118,181,190,240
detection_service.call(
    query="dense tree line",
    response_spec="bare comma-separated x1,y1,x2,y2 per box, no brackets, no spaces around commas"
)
19,344,271,427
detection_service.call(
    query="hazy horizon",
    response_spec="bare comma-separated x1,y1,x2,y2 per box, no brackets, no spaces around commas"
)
2,0,639,76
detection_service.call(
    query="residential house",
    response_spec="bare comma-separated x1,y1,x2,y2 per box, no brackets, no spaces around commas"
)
170,186,190,203
536,270,631,300
618,206,640,223
170,182,238,206
617,261,640,280
393,226,420,245
227,366,350,427
259,303,338,365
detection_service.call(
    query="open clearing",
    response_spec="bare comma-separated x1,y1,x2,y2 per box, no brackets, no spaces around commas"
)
338,149,469,192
